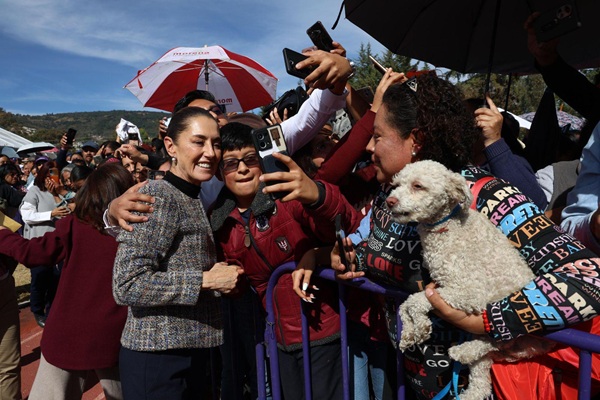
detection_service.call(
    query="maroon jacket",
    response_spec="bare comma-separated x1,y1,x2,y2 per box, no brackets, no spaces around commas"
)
0,215,126,370
210,181,361,351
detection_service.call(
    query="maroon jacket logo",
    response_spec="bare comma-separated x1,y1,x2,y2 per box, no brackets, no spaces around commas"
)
275,236,291,254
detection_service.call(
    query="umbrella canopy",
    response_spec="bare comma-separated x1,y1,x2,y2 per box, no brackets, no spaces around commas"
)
1,147,19,159
520,110,585,130
125,45,278,113
17,142,55,155
344,0,600,74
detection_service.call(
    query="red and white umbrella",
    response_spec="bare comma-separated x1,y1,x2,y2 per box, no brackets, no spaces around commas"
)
125,45,278,113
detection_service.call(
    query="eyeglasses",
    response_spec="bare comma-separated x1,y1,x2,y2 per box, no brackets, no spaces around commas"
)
220,153,260,174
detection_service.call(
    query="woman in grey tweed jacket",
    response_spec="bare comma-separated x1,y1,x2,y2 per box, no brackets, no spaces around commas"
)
113,107,244,399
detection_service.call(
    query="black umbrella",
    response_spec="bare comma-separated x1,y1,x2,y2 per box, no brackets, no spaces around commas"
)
343,0,600,74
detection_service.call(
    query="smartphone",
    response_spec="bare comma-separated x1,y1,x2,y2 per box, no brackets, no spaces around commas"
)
534,2,581,42
49,168,60,185
251,124,289,199
369,55,387,75
65,128,77,145
307,21,334,52
127,132,138,142
335,214,349,272
283,48,312,79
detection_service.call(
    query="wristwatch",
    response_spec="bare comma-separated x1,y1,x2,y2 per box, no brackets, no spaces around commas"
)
347,60,356,79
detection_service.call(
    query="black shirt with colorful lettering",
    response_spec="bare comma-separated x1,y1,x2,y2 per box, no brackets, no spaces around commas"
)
354,165,600,399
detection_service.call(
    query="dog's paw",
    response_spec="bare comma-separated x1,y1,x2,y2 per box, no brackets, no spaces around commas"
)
449,340,494,365
399,332,417,351
448,346,472,364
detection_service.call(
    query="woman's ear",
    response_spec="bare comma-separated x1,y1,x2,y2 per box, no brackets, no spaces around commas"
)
409,128,424,155
163,136,175,158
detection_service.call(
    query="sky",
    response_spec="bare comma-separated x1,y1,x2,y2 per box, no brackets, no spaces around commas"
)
0,0,386,116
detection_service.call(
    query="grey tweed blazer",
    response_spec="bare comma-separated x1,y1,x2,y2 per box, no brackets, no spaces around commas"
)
113,179,222,351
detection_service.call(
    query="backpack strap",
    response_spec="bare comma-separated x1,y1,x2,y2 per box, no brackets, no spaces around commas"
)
469,176,494,210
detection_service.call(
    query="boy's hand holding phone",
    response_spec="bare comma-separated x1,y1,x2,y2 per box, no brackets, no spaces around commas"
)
259,152,320,204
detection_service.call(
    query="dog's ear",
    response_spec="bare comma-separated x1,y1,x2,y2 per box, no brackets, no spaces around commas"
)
447,172,472,206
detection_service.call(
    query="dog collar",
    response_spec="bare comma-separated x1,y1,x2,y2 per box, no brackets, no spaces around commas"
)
423,204,462,229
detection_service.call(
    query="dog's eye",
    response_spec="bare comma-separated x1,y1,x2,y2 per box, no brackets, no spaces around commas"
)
412,183,424,190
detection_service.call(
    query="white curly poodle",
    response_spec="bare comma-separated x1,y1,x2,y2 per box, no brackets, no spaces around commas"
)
386,160,548,400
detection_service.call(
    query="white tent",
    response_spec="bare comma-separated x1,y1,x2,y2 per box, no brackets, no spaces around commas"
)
0,126,32,148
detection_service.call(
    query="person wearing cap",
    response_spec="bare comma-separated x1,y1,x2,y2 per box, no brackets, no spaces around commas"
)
81,141,99,168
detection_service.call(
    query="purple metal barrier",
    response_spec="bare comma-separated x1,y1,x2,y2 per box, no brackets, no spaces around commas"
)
261,262,600,400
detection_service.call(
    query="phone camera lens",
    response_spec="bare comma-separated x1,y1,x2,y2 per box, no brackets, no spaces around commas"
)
259,142,267,150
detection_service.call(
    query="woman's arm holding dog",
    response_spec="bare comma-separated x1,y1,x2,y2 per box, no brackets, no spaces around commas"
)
433,168,600,340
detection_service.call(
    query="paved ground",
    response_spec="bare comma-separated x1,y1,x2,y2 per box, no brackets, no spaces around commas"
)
19,306,104,400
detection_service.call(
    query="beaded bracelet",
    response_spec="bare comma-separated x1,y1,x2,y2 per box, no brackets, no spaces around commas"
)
482,309,493,333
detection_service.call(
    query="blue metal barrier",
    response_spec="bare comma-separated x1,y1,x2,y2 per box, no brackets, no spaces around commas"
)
259,262,600,400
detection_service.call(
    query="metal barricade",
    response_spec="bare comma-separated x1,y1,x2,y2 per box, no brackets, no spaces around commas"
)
257,262,600,400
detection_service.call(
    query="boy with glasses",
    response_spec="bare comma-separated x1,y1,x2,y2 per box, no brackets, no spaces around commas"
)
210,122,361,399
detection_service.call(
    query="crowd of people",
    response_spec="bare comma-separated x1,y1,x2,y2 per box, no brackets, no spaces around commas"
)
1,12,600,400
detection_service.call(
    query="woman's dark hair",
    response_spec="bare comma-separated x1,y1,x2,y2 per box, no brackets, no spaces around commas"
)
74,163,134,231
382,74,479,171
166,107,217,143
70,165,94,184
219,122,254,152
34,161,57,191
0,164,21,184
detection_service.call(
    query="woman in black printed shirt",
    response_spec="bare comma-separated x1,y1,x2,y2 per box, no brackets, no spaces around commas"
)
333,74,600,399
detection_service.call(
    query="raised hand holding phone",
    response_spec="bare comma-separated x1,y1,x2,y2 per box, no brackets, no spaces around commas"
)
258,152,320,205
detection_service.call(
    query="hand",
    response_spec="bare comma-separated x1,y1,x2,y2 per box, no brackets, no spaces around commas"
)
524,12,559,67
265,107,287,126
329,41,347,58
371,69,408,113
202,262,245,294
45,178,62,196
158,117,168,139
116,144,149,165
51,206,70,218
296,50,352,94
108,181,155,232
259,152,319,204
60,134,72,150
331,236,364,280
292,249,319,303
475,95,503,147
424,283,486,335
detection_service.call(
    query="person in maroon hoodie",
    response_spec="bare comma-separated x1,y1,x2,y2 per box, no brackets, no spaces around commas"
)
209,122,361,400
0,163,134,400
